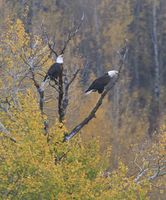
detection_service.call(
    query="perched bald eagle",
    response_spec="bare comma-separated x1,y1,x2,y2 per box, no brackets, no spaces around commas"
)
40,54,63,91
85,70,118,94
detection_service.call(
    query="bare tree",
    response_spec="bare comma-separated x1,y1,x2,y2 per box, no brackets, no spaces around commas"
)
42,13,84,122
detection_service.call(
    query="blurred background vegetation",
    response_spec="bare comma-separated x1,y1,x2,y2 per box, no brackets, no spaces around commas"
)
0,0,165,199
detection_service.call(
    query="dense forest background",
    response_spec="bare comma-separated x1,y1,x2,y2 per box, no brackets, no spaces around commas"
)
0,0,165,199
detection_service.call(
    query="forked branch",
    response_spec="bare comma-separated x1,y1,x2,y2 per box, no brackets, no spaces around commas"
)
60,13,84,55
20,55,45,115
41,13,84,57
41,23,58,57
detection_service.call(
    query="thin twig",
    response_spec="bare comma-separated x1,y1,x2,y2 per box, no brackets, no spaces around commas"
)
60,13,84,55
41,23,58,57
0,122,16,143
62,68,80,113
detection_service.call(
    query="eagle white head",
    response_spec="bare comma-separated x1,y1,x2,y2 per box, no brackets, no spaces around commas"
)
108,70,119,78
56,54,63,64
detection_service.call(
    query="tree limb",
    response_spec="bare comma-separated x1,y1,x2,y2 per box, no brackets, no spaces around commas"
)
48,42,58,57
62,69,80,114
0,122,16,143
41,23,58,57
60,13,84,55
20,53,45,114
134,169,149,183
29,69,45,114
67,69,80,89
64,42,128,141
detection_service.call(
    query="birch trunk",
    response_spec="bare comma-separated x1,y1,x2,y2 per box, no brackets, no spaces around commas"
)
148,2,160,136
152,3,160,102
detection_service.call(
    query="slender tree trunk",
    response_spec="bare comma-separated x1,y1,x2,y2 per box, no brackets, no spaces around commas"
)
148,2,160,136
152,3,160,102
133,0,141,87
94,0,103,76
128,0,141,88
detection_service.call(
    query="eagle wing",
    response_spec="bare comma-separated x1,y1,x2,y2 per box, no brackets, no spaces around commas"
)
85,74,111,94
47,63,62,80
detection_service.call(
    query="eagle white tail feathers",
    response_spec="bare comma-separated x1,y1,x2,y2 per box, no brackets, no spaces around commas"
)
85,90,93,95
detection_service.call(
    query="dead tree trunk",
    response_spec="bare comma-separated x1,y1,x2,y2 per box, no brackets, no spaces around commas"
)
45,14,84,123
58,67,65,123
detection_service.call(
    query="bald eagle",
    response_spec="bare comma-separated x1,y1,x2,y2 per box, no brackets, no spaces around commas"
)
85,70,118,94
40,54,63,91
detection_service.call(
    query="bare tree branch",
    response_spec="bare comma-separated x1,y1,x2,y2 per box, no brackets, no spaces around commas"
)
64,42,128,141
62,69,80,114
19,51,45,115
19,53,46,120
49,81,60,93
134,148,166,183
42,12,84,57
0,122,16,143
67,69,80,88
29,69,45,114
41,23,58,57
134,169,149,183
48,42,58,57
148,156,166,181
60,13,84,55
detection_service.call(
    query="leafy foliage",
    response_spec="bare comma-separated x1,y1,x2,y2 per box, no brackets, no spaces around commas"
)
0,91,149,199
